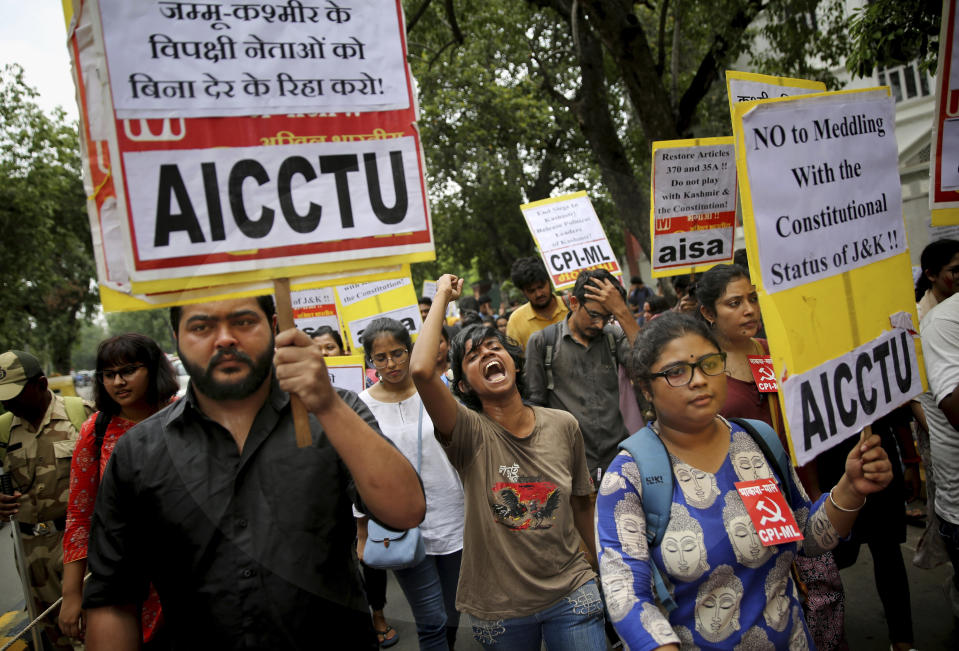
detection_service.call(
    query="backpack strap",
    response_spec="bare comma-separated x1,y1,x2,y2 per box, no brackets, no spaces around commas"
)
62,396,89,433
0,412,13,466
729,417,798,508
541,323,560,392
618,426,677,614
604,329,619,372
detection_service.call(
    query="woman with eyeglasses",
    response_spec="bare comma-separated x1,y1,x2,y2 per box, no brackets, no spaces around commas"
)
60,333,179,645
355,318,465,651
595,312,892,650
411,275,606,651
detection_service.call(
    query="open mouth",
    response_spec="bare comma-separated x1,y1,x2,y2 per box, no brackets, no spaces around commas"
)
483,359,507,383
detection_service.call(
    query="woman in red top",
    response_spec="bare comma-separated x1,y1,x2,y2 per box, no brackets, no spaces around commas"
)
60,334,178,643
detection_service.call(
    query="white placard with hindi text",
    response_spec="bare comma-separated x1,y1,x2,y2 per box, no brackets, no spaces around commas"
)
98,0,411,117
741,89,906,293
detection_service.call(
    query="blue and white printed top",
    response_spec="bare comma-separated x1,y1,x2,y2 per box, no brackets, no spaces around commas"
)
596,420,839,650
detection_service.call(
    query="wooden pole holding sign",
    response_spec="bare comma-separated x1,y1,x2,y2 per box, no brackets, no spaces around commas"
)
273,278,313,449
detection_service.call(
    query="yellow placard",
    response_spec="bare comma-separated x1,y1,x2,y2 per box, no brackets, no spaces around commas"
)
649,136,737,278
725,70,826,125
932,207,959,226
324,354,368,393
731,87,925,464
335,276,422,352
99,265,409,312
127,251,434,296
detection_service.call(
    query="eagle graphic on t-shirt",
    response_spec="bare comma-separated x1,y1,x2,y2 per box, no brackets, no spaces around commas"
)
490,481,561,530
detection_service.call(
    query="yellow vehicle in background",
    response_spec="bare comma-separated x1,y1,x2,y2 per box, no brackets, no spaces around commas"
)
47,374,78,397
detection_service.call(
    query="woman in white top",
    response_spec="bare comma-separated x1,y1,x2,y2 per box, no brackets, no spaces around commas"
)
356,318,465,651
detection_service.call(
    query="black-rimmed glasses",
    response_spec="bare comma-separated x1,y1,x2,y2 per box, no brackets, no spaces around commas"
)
97,364,145,382
649,352,727,387
370,348,409,369
584,307,614,325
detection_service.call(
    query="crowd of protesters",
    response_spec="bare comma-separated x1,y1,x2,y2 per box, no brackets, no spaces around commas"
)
1,243,957,650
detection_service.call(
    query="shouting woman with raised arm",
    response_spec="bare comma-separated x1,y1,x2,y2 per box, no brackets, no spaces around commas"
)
410,274,606,651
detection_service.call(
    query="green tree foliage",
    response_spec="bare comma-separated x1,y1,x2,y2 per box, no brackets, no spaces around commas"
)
105,309,176,353
844,0,942,77
72,320,108,371
0,65,97,373
405,0,851,271
406,0,622,285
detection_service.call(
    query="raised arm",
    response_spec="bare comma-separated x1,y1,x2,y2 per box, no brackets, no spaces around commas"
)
274,329,425,530
410,274,463,440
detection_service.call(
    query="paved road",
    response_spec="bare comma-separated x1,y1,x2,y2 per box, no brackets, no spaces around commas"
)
2,509,956,649
381,516,959,650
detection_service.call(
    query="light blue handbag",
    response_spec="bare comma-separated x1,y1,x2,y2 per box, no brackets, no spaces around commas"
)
363,401,427,570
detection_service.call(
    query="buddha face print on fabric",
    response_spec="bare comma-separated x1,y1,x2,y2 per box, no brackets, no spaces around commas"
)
722,491,773,568
730,431,774,482
673,459,721,509
614,493,649,560
599,547,638,622
763,553,792,632
695,564,743,643
639,602,678,647
661,503,709,582
734,626,776,651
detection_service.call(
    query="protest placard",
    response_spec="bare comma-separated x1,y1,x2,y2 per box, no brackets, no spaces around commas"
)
98,0,411,118
335,276,422,351
67,0,434,299
324,355,367,394
930,0,959,225
738,89,906,294
97,264,406,312
725,70,825,123
733,87,924,466
519,191,622,291
291,287,339,337
650,137,737,277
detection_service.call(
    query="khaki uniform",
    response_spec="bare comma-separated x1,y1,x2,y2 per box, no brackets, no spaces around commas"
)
5,391,92,649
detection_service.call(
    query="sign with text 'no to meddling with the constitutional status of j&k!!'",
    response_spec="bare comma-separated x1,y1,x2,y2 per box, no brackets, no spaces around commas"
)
734,87,924,466
741,89,906,294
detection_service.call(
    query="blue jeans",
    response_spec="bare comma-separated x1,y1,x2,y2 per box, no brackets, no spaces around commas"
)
468,580,606,650
393,550,462,651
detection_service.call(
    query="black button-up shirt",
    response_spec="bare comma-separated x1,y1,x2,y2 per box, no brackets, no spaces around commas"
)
84,379,381,649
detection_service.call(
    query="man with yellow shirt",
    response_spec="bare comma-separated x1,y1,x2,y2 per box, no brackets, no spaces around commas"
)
505,257,568,350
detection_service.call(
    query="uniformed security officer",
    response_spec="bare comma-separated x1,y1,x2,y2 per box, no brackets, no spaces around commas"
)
0,350,92,649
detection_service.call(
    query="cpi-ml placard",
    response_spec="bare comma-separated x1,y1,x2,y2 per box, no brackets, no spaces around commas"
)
520,192,621,291
650,137,737,277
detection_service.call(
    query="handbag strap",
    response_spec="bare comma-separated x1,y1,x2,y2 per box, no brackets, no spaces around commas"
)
416,397,423,472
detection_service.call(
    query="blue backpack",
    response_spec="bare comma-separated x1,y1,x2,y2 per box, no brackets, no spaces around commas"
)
617,417,797,613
